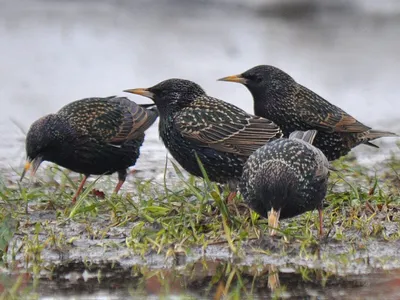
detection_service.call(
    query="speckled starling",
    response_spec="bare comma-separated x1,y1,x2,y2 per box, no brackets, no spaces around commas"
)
124,79,283,201
239,129,329,236
20,96,158,203
219,65,398,161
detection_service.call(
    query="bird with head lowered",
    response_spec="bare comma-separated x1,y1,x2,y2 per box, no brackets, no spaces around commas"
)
240,130,330,236
21,96,158,203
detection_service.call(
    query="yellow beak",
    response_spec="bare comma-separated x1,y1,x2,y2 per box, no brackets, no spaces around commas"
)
20,161,31,181
20,157,43,181
123,88,155,99
217,74,247,84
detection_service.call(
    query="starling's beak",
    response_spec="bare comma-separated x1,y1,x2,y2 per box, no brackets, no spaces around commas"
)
217,74,247,84
20,161,31,181
20,157,43,181
268,208,281,237
124,88,155,100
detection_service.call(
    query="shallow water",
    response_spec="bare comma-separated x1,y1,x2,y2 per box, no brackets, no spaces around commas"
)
1,0,400,298
4,259,400,299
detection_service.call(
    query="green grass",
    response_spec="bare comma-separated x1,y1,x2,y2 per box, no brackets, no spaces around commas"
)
0,153,400,298
2,154,400,256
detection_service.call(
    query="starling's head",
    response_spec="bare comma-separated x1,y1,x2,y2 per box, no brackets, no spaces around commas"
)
124,79,206,113
218,65,295,96
21,114,62,181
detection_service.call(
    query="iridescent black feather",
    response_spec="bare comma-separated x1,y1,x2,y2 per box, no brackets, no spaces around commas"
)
24,96,158,182
220,65,397,161
125,79,283,186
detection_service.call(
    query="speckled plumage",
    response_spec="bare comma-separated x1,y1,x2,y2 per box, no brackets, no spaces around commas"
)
22,96,158,200
219,65,398,161
124,79,283,187
239,130,329,232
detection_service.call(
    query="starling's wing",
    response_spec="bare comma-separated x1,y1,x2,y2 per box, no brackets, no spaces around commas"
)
105,98,158,144
175,97,282,157
57,97,121,139
58,97,158,145
290,130,330,178
295,85,371,133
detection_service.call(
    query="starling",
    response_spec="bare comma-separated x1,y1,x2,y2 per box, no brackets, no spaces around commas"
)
124,79,282,201
20,96,158,203
239,130,329,236
219,65,398,161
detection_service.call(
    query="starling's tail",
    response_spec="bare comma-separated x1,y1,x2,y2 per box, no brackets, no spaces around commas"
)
289,130,318,145
363,130,398,148
366,130,398,140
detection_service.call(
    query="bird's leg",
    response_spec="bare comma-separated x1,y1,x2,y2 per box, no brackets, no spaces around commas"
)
268,208,281,236
114,170,127,194
225,181,238,205
71,175,88,204
318,205,324,237
225,191,237,205
113,180,125,194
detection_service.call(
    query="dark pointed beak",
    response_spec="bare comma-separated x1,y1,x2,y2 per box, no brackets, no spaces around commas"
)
124,88,155,99
217,74,247,84
20,157,43,181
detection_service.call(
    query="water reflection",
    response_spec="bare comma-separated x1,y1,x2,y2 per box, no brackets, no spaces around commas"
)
5,259,400,299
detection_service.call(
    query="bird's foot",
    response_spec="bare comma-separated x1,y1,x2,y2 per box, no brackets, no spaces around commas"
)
92,189,105,199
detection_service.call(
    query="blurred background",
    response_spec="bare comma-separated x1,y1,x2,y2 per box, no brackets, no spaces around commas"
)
1,0,400,174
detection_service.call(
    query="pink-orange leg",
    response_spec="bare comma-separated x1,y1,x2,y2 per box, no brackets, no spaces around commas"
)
113,170,127,195
226,191,237,205
318,207,324,237
71,175,88,204
113,179,125,194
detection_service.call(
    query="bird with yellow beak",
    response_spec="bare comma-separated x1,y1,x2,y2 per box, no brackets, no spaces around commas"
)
20,97,158,204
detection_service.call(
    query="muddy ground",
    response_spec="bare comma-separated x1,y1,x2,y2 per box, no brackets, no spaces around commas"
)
2,148,400,299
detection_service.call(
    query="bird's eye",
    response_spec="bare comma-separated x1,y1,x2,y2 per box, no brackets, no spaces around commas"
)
255,76,263,83
248,74,262,84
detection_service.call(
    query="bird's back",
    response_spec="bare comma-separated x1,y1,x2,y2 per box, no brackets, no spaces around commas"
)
47,96,158,175
58,96,118,123
257,82,390,160
158,93,282,184
57,96,158,143
243,138,324,183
